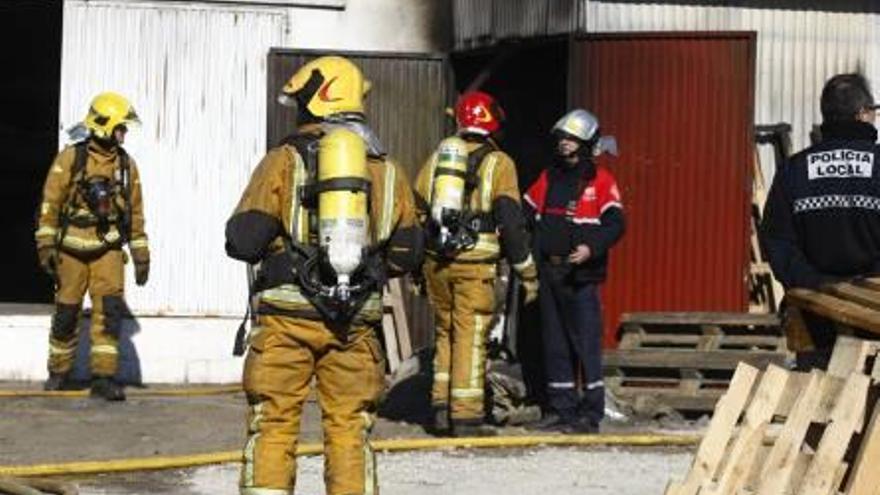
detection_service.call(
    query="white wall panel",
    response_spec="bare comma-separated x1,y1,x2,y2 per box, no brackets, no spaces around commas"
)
61,0,289,315
287,0,447,52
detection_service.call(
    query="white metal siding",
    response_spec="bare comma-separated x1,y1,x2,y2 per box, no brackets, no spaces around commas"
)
60,0,288,315
582,2,880,176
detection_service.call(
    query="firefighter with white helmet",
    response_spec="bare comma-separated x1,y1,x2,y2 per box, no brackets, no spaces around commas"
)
225,55,423,495
524,108,625,433
414,90,537,436
36,91,150,401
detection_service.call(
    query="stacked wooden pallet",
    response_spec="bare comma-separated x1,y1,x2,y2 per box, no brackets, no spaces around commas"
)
666,336,880,495
786,278,880,337
604,312,788,412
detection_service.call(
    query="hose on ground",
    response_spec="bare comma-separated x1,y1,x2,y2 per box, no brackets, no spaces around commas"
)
0,433,700,478
0,477,78,495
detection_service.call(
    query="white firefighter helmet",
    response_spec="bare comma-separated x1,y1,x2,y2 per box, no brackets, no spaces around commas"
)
552,109,599,142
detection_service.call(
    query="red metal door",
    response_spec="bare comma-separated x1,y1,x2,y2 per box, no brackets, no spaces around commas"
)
569,33,757,345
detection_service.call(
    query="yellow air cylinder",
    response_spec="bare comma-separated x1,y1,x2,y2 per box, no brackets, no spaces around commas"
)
318,128,370,290
431,136,470,226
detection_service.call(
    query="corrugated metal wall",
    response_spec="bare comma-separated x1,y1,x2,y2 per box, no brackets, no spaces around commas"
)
453,1,880,180
570,33,755,344
60,0,289,315
582,2,880,180
453,0,580,48
267,50,449,350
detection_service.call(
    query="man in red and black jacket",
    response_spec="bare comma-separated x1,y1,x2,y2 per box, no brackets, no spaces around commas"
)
524,109,625,433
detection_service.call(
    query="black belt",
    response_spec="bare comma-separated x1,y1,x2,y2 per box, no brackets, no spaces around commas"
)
66,216,116,228
542,255,570,266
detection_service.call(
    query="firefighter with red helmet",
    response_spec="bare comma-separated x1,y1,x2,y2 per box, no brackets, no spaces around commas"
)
414,91,537,436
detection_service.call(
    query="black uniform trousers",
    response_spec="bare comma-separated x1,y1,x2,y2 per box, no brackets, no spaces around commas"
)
538,263,604,425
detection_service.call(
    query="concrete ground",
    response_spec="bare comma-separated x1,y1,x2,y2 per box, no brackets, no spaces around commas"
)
74,447,694,495
0,370,700,493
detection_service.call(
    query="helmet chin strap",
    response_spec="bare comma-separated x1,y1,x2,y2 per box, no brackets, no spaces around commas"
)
92,135,118,151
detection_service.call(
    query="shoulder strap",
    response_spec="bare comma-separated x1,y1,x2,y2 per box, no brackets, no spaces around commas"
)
282,133,321,178
463,144,494,209
117,146,133,243
72,142,89,182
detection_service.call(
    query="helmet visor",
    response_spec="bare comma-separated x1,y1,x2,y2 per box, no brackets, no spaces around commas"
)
122,107,142,128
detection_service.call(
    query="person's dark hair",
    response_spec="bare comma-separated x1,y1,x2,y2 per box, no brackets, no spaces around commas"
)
820,73,875,123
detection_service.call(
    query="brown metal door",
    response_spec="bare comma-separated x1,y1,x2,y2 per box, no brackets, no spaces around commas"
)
267,49,450,353
569,33,757,345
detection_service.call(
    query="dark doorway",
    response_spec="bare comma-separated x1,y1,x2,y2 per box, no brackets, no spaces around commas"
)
0,1,63,303
451,39,569,401
451,38,569,189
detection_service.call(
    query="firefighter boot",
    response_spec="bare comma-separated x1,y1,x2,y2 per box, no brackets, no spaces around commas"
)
43,372,71,391
90,376,126,401
451,419,497,437
431,404,451,435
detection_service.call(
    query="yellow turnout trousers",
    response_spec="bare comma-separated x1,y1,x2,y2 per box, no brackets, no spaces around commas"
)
425,259,496,422
240,315,385,495
47,249,125,377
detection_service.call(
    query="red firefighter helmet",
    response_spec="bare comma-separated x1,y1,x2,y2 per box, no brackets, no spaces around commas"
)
455,91,504,135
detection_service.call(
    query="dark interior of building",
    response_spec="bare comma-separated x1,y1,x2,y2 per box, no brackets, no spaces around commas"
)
451,39,570,399
0,1,63,303
451,38,569,189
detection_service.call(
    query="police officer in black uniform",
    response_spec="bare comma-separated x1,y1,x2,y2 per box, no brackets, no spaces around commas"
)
762,73,880,370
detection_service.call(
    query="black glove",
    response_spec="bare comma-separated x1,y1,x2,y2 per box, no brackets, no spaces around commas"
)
135,261,150,286
38,246,59,278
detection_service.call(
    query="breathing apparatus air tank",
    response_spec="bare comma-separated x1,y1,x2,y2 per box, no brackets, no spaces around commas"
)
430,137,470,248
317,128,371,302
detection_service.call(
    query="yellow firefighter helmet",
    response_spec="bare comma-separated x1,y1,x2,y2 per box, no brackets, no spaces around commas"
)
279,56,372,117
84,92,140,139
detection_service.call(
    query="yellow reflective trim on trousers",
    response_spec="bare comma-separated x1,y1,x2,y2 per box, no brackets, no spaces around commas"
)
479,153,498,211
129,238,149,249
361,411,376,495
41,202,55,216
378,163,396,243
92,345,118,355
451,388,484,398
513,253,535,273
434,372,450,382
242,402,264,488
49,344,75,356
240,488,291,495
470,314,484,389
35,226,57,239
60,230,121,251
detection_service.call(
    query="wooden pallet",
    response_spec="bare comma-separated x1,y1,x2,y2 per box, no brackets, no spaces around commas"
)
666,336,880,495
787,278,880,338
381,278,414,376
605,312,787,412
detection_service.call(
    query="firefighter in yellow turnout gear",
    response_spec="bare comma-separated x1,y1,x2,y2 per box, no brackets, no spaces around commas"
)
415,91,537,436
35,92,149,401
226,56,423,495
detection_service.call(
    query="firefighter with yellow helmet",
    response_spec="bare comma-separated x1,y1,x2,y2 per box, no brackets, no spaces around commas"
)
414,90,537,436
35,92,149,401
225,55,423,495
